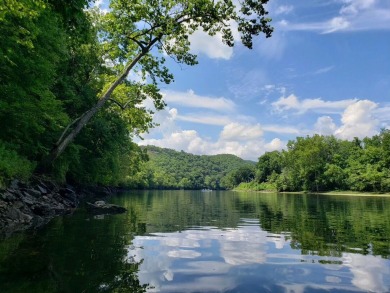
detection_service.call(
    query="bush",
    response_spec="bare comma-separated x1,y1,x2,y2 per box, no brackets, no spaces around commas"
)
0,142,35,188
235,181,276,191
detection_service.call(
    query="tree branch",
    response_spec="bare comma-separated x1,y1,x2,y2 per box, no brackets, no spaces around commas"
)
108,98,134,110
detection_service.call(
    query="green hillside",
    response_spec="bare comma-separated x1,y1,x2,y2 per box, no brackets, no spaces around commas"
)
129,145,256,190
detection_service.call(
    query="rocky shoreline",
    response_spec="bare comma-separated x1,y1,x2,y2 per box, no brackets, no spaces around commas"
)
0,178,114,238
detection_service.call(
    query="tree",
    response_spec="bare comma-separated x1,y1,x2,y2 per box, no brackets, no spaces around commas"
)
43,0,273,167
256,151,282,182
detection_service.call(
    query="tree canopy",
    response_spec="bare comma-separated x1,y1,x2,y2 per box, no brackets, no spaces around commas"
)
0,0,273,186
127,145,256,190
242,131,390,193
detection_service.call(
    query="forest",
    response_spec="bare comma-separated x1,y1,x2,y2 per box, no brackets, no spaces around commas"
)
127,146,256,190
0,0,272,189
239,131,390,193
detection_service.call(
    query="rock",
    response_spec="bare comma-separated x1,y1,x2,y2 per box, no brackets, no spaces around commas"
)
59,188,77,203
86,201,127,215
32,203,55,217
6,207,32,224
22,194,36,206
29,188,43,198
36,185,48,194
2,191,16,202
10,179,19,190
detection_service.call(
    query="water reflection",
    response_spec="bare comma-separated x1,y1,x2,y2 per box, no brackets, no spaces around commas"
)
112,191,390,292
0,190,389,292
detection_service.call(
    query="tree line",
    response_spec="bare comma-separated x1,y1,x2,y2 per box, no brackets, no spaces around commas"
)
126,145,256,190
239,131,390,193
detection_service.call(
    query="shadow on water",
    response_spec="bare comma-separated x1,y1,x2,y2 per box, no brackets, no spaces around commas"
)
0,205,149,293
0,190,390,292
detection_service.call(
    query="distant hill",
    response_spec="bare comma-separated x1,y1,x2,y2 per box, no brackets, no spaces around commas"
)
134,145,256,190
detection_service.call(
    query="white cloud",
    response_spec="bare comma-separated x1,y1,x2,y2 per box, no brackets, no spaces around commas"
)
314,116,337,135
323,17,350,33
278,0,390,33
91,0,109,14
275,5,294,15
272,94,357,114
177,114,233,126
138,98,293,160
313,66,335,75
265,138,285,152
263,125,300,135
340,0,376,15
335,100,379,139
220,123,263,141
138,117,285,160
163,90,236,112
189,29,233,60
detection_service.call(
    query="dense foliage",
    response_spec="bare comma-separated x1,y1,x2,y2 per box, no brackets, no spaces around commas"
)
0,0,272,188
0,0,150,187
127,146,256,190
244,131,390,193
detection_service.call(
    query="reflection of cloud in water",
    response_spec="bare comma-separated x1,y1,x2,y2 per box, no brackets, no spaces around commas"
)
325,275,342,284
125,223,390,292
158,236,200,248
217,226,268,265
162,275,236,293
167,249,201,259
343,253,390,293
268,233,288,249
127,224,269,291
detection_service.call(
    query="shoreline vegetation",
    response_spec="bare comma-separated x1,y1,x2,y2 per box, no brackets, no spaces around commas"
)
233,187,390,197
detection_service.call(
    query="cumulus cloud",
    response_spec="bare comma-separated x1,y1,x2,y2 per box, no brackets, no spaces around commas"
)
265,138,285,152
220,123,263,141
334,100,379,139
138,128,257,160
189,29,233,60
163,90,236,112
138,112,285,160
272,94,356,114
314,116,337,135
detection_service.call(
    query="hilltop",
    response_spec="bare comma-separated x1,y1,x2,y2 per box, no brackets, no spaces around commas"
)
131,145,255,190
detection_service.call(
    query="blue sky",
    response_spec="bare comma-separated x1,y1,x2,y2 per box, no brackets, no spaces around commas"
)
95,0,390,160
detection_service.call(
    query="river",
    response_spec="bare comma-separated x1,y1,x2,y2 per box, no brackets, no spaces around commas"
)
1,190,390,292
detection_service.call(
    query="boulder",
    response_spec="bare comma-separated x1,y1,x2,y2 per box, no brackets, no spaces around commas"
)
86,201,126,215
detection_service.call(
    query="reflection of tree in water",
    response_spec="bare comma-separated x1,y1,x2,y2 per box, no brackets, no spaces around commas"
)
0,208,149,293
118,191,390,259
1,191,390,292
253,193,390,258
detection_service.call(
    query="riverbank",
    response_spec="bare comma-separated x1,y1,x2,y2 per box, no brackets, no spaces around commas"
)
0,177,115,238
233,188,390,196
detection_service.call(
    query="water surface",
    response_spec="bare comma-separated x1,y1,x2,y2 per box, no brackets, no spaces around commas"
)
0,190,389,292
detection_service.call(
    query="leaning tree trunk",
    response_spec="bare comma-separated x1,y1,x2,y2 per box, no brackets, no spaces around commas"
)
40,43,156,171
